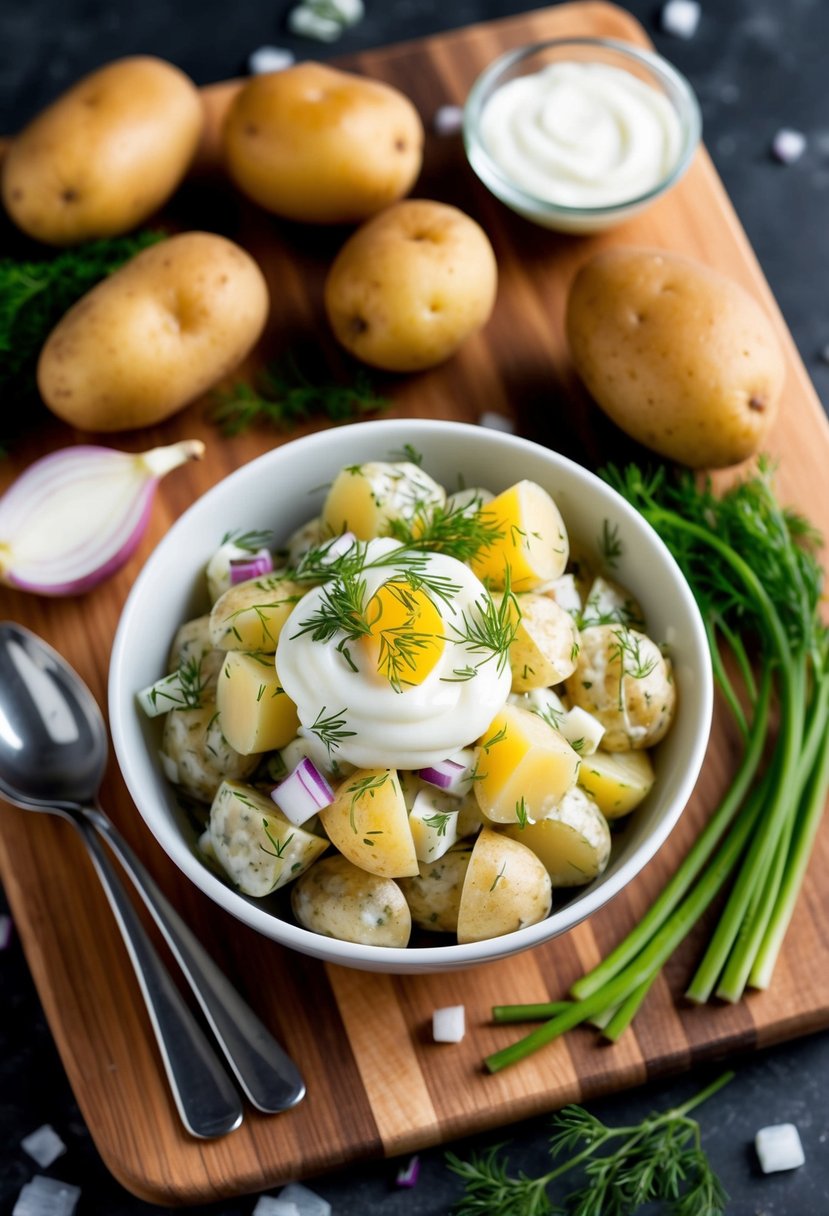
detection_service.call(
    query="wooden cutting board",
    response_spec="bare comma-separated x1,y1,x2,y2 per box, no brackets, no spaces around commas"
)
2,2,828,1204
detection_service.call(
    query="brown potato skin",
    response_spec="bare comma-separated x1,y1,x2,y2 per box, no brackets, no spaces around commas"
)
223,62,423,224
566,248,784,468
37,232,269,432
324,199,498,372
2,57,203,246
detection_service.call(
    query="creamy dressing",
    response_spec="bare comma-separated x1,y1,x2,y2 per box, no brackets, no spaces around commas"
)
276,539,511,769
479,61,682,208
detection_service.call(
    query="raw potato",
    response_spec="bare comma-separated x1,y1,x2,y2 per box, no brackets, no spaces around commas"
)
507,593,580,692
565,624,676,751
398,842,474,933
292,855,411,947
209,781,327,897
319,768,419,878
578,748,656,819
209,574,306,652
566,247,784,468
216,652,299,755
457,829,552,943
2,56,203,245
502,787,611,887
223,62,423,224
37,232,269,431
324,199,497,372
470,480,569,592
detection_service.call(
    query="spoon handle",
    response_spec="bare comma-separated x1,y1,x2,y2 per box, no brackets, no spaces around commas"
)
86,807,305,1113
75,820,244,1138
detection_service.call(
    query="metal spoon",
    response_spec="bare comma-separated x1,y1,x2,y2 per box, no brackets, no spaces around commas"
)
0,622,305,1134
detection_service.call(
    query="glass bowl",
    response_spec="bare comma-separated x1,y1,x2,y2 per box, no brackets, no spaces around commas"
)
463,36,702,234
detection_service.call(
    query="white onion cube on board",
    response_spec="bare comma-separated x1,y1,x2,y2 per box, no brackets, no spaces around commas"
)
21,1124,66,1168
660,0,701,39
771,128,807,164
433,1004,466,1042
755,1123,806,1173
287,6,343,41
478,411,515,434
433,105,463,136
248,46,296,75
12,1176,81,1216
252,1198,301,1216
276,1184,332,1216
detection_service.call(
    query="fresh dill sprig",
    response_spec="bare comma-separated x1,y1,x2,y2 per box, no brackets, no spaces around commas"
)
598,520,623,568
208,355,390,436
220,528,273,551
447,572,520,677
447,1073,732,1216
148,656,210,712
307,706,356,755
423,811,453,836
389,494,506,564
260,819,294,860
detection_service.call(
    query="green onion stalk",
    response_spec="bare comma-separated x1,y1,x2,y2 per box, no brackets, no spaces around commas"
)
487,460,829,1074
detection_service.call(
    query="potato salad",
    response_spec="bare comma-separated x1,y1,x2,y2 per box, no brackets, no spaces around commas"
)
138,457,677,948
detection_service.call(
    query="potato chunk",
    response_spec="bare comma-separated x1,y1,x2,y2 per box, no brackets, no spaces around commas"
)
292,855,411,947
209,780,327,897
209,574,306,652
457,830,552,943
322,461,445,540
398,842,474,933
565,624,676,750
160,705,256,803
470,480,569,592
474,704,580,823
507,592,580,692
319,768,418,878
503,787,611,887
578,749,656,819
216,651,299,755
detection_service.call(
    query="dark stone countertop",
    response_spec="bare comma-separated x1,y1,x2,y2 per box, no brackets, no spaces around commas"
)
1,2,828,1213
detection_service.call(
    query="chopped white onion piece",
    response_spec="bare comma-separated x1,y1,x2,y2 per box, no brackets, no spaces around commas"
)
433,1004,465,1042
319,531,357,564
540,573,582,616
561,706,605,756
248,46,296,75
771,128,806,164
410,789,460,862
478,411,515,433
395,1154,421,1186
287,5,343,41
21,1125,66,1169
12,1176,81,1216
277,1183,332,1216
660,0,701,39
252,1199,301,1216
137,670,190,718
755,1123,805,1173
510,686,567,729
433,105,463,136
445,486,495,514
0,912,12,950
271,757,335,826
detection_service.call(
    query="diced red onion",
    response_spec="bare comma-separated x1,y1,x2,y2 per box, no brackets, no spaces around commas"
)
229,549,274,584
271,757,334,826
395,1155,421,1187
0,913,12,951
417,758,466,791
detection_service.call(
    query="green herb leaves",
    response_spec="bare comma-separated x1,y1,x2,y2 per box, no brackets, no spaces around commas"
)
447,1073,732,1216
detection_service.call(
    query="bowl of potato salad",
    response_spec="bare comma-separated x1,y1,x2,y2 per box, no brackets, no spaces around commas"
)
110,419,712,974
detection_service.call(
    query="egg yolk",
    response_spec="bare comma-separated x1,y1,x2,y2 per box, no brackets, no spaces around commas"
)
359,581,445,687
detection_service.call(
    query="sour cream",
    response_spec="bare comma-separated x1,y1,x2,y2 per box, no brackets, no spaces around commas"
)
479,60,682,209
276,539,511,770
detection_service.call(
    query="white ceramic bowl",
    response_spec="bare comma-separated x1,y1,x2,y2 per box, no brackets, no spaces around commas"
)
464,37,701,234
109,419,712,974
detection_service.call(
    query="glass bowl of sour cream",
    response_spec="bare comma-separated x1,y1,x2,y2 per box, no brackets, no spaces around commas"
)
464,37,701,233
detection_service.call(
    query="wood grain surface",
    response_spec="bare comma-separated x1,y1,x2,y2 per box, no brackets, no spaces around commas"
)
1,2,828,1204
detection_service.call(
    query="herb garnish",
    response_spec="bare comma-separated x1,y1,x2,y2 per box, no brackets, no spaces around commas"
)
389,493,506,564
208,355,389,435
148,656,210,712
447,1072,732,1216
308,706,357,755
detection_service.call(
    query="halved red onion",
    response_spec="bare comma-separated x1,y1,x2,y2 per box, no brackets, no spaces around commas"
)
229,549,274,584
271,757,334,826
417,757,466,791
0,440,204,597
